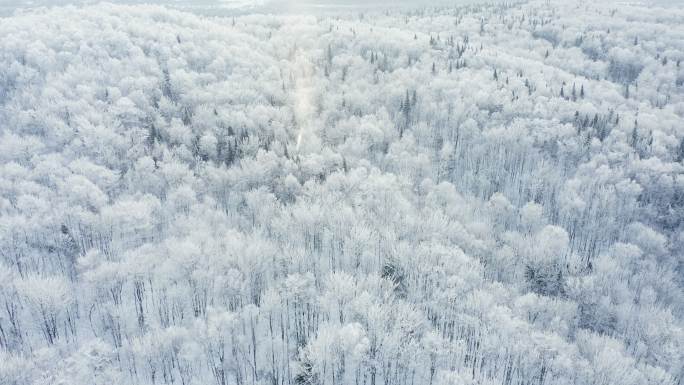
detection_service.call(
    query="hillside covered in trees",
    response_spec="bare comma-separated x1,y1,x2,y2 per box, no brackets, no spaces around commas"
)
0,1,683,384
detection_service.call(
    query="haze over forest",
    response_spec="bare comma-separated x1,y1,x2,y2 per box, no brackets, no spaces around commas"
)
0,0,679,15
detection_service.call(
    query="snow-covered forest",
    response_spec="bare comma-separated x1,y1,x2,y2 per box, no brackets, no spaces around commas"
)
0,1,683,384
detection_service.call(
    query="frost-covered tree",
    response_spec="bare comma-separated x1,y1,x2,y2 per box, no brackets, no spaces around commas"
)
0,2,682,385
